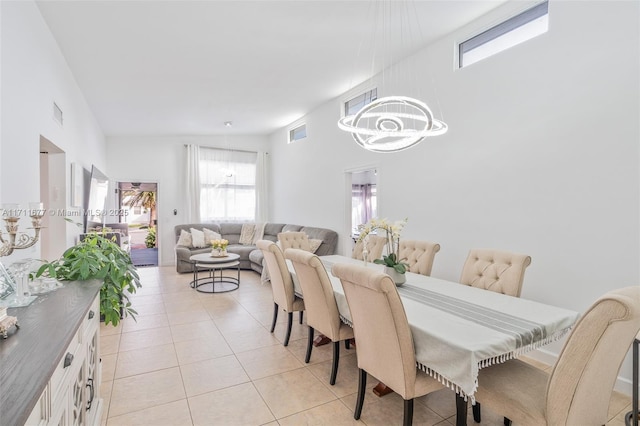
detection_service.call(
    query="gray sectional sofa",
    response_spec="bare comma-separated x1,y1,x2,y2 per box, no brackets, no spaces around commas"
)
174,223,338,273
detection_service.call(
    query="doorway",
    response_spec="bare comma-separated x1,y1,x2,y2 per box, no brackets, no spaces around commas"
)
117,182,158,267
345,167,378,254
39,137,67,260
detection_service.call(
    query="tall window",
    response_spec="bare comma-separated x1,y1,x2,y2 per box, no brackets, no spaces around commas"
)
199,148,257,222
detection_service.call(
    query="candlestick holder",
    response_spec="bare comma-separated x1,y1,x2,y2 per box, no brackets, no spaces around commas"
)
0,203,44,257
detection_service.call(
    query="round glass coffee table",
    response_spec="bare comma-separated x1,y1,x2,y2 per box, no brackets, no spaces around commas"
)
189,252,240,293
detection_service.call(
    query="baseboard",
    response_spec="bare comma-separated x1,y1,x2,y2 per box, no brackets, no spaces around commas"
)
522,348,633,396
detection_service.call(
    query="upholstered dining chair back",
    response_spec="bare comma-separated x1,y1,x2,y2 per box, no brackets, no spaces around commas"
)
459,249,531,297
257,240,298,311
286,249,355,385
475,286,640,426
278,232,311,252
352,235,387,262
398,240,441,276
285,249,342,339
332,263,420,399
545,286,640,425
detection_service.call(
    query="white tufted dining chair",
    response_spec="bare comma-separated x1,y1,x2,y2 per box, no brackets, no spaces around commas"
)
459,248,531,298
285,248,354,385
257,240,304,346
352,235,387,262
277,232,311,252
332,262,444,426
460,248,531,423
474,286,640,426
398,240,441,276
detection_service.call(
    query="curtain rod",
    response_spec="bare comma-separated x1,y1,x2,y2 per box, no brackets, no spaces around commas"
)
183,144,268,155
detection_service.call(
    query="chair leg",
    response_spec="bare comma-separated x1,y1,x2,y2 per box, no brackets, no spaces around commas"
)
284,312,293,346
270,303,278,333
403,399,414,426
305,327,314,363
345,339,351,350
354,368,367,420
504,417,512,426
330,341,340,385
473,402,481,422
299,311,303,324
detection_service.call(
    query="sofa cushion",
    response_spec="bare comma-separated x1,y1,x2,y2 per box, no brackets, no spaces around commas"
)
177,229,193,247
227,244,255,259
309,238,323,253
239,223,255,245
263,223,286,240
203,227,222,244
282,224,303,233
174,223,222,243
219,223,243,244
300,226,338,256
190,228,207,248
249,248,264,266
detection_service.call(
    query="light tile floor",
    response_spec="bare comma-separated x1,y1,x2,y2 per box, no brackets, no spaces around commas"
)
100,266,633,425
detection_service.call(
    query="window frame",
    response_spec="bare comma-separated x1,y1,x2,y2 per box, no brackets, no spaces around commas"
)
342,87,378,117
287,122,307,144
458,0,549,69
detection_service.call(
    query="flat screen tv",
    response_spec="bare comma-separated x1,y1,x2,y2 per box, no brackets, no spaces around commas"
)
85,165,109,232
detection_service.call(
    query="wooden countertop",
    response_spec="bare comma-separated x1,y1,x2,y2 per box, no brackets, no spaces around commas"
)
0,280,102,426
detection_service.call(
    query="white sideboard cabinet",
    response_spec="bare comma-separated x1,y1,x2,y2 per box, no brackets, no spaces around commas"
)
0,280,103,426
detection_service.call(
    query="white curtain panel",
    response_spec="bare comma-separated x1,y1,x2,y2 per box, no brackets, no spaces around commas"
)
199,147,258,222
352,184,375,229
255,152,269,222
185,144,201,223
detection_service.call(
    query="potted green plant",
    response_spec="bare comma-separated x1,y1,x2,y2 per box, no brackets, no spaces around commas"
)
36,232,141,326
145,226,156,248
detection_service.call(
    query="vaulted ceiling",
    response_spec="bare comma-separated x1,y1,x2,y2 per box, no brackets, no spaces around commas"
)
36,1,506,136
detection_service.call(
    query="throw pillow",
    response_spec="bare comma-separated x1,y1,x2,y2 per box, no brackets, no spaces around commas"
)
203,227,222,245
177,229,192,247
309,239,323,253
190,228,206,248
252,222,266,244
239,224,255,245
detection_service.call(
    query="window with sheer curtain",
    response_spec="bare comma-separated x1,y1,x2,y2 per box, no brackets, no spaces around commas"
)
199,147,258,222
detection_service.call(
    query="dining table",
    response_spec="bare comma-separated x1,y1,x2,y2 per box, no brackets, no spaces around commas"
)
286,255,580,426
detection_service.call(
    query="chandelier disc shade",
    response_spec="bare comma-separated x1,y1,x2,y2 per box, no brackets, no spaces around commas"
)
338,96,448,153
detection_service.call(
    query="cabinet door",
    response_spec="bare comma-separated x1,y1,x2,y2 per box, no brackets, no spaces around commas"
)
49,390,69,426
25,386,49,426
84,324,101,425
68,355,87,426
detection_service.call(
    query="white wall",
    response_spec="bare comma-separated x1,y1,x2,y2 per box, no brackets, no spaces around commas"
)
106,135,269,266
1,1,107,261
268,0,640,390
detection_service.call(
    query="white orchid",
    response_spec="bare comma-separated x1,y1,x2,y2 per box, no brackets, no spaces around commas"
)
356,217,409,273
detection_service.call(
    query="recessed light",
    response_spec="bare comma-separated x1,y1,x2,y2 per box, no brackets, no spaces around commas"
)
224,121,233,127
